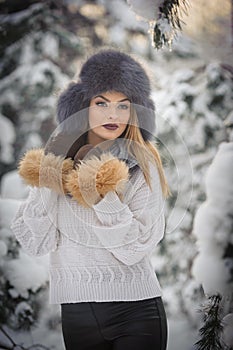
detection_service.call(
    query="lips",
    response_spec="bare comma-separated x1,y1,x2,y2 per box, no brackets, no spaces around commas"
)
103,124,119,130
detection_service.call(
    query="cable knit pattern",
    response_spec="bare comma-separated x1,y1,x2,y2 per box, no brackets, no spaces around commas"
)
11,163,165,304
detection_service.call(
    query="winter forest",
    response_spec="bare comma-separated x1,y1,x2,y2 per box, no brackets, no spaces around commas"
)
0,0,232,349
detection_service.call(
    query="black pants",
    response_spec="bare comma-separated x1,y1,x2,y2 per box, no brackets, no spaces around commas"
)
61,297,167,350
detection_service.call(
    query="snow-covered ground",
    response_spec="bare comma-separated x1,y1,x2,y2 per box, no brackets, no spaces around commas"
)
168,317,198,350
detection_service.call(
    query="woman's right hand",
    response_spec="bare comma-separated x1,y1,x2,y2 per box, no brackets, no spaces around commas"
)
18,148,74,194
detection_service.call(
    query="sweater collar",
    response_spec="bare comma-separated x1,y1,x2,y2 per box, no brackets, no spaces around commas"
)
84,139,138,169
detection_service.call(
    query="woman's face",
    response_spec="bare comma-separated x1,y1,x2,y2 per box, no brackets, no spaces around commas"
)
88,91,131,146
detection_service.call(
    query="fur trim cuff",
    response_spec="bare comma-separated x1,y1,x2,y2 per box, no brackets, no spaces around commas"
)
18,149,129,207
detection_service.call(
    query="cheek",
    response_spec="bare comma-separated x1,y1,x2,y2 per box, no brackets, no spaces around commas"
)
119,123,128,133
88,109,103,129
120,114,130,127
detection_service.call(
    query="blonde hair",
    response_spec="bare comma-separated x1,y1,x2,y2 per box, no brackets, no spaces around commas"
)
124,108,171,199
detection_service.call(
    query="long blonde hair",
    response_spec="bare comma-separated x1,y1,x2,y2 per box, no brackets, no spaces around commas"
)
124,108,171,199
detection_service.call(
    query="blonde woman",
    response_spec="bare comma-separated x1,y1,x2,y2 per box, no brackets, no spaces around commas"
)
11,49,170,350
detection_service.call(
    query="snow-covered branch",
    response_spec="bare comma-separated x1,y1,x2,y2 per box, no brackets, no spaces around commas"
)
127,0,189,48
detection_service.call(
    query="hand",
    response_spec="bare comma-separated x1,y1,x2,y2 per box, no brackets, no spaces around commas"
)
18,149,74,194
65,153,129,207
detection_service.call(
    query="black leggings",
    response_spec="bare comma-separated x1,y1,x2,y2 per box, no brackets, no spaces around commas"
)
61,297,167,350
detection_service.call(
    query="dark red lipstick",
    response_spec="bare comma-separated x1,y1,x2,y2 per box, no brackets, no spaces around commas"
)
103,124,119,130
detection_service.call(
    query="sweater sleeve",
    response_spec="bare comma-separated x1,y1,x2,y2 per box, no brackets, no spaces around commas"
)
10,187,59,256
92,163,165,266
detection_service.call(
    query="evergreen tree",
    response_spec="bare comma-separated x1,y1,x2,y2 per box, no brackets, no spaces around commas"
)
194,295,229,350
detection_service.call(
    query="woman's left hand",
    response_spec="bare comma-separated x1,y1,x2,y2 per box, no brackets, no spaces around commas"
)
65,153,129,207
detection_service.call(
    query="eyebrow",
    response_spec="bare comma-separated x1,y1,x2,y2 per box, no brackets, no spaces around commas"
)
94,95,130,103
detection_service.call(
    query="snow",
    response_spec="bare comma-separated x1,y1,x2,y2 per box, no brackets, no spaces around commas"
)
127,0,183,50
181,279,204,326
4,250,49,299
224,110,233,128
205,142,233,202
171,34,198,58
37,95,58,111
173,68,195,83
105,0,147,31
19,36,38,66
40,33,60,60
0,192,49,300
167,317,198,350
15,301,33,318
0,198,22,228
1,170,29,199
21,132,43,152
20,31,59,63
192,253,230,296
0,89,21,109
192,142,233,296
0,114,16,164
156,16,174,42
0,3,44,26
222,313,233,348
155,113,194,234
127,0,162,21
206,62,223,83
0,240,7,259
166,206,193,234
110,24,128,47
0,58,69,95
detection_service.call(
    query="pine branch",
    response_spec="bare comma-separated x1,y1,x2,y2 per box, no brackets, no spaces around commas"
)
152,0,189,49
194,294,228,350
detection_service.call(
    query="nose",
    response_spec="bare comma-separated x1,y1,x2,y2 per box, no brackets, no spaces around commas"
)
107,103,119,119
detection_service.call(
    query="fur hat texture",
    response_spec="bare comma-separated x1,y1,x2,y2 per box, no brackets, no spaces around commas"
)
57,49,156,141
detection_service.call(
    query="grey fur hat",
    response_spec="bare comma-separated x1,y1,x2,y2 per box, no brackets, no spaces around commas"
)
56,49,156,141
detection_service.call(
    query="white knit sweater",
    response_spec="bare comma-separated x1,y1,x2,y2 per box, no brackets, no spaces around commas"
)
11,163,165,304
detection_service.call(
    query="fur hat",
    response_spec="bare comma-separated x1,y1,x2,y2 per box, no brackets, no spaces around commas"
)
56,49,156,141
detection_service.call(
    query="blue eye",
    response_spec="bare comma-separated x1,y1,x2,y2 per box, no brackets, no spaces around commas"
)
96,101,107,107
118,104,129,110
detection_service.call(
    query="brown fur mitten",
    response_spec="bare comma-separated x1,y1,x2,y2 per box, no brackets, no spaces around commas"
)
65,153,129,207
18,148,74,194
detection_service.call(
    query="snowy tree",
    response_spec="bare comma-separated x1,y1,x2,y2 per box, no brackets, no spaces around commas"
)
150,61,233,322
191,141,233,349
0,1,83,348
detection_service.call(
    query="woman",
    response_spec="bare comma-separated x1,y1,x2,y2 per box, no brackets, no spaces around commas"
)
11,49,170,350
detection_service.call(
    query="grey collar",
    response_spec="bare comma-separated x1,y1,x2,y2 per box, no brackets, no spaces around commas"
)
85,139,138,169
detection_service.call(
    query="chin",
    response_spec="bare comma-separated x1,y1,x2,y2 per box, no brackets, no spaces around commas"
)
99,130,122,140
102,135,119,141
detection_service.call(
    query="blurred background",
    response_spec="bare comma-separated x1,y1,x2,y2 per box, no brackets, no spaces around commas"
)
0,0,232,349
